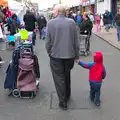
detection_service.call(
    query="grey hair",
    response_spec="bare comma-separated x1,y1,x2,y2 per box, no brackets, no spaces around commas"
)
54,4,66,14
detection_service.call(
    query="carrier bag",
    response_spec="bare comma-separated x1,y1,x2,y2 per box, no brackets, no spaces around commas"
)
4,62,18,89
17,52,36,92
4,46,23,89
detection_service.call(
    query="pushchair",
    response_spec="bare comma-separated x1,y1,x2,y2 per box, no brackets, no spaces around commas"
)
79,30,91,56
4,45,40,98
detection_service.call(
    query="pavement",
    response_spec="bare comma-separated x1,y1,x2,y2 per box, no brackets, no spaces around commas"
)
92,25,120,50
0,34,120,120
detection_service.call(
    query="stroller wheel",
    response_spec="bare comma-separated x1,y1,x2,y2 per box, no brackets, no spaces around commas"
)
12,89,20,98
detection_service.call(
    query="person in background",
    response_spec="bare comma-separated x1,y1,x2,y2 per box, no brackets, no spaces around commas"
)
89,12,94,24
103,9,113,32
8,13,20,32
8,14,20,35
75,11,82,25
66,8,74,20
80,12,93,52
46,4,79,110
80,12,93,35
95,13,101,33
114,9,120,41
72,12,76,18
3,7,12,18
37,14,47,39
23,10,36,32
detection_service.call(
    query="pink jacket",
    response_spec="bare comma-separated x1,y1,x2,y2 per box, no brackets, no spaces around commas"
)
95,15,101,24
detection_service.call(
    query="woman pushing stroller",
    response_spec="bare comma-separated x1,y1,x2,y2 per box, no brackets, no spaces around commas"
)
79,12,93,53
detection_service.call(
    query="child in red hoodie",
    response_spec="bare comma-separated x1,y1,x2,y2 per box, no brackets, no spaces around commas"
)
76,52,106,106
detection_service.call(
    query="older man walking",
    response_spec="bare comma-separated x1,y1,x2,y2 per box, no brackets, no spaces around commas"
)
46,4,79,110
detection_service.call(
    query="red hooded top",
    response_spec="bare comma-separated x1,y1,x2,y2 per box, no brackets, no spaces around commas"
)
79,52,106,83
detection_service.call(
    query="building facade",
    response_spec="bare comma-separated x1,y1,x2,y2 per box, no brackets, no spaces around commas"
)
81,0,96,15
111,0,120,16
97,0,111,14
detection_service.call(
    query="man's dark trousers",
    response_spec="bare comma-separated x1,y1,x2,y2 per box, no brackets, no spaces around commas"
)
50,57,74,103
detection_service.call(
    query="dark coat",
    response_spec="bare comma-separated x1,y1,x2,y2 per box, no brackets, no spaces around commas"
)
66,14,75,20
80,19,93,34
114,14,120,26
23,13,36,31
103,12,113,25
37,16,47,29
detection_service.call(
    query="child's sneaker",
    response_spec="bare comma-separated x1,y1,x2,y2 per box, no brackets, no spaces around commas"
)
95,102,101,106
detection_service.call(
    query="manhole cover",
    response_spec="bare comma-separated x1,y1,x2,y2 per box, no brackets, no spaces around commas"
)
50,91,97,110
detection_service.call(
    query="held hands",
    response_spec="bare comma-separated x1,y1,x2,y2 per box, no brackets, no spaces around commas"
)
74,59,79,63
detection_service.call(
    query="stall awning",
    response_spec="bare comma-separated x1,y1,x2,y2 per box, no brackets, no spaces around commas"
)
0,0,8,7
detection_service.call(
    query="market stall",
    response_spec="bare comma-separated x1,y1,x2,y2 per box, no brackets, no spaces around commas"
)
0,0,8,7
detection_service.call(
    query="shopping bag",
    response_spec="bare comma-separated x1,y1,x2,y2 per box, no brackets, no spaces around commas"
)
18,29,28,40
8,35,15,42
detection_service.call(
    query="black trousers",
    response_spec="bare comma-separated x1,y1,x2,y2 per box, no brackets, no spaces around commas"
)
50,57,74,103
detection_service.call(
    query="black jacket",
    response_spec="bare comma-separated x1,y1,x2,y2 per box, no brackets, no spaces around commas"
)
79,19,93,33
115,14,120,26
24,13,36,31
66,14,74,20
103,12,113,25
37,16,47,29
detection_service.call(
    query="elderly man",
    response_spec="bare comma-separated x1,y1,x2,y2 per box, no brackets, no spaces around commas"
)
46,4,79,110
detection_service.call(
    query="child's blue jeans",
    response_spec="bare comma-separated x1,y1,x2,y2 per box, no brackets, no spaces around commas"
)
90,82,101,104
116,26,120,40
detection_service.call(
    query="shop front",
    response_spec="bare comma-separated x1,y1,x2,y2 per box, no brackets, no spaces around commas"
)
81,0,96,15
111,0,120,17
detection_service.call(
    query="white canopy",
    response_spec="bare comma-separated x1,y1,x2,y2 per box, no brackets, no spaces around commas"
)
8,0,25,15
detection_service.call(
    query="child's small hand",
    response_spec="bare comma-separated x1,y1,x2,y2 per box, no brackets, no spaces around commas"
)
74,59,79,63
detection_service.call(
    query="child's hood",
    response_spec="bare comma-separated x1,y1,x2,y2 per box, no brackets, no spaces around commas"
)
94,52,103,64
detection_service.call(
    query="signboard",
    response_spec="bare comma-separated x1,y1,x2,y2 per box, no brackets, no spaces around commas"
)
82,0,90,6
81,0,95,6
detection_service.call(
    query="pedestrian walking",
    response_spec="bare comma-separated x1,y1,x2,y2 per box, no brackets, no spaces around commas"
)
89,12,94,24
114,9,120,41
95,13,101,33
80,12,93,35
103,9,113,32
37,14,47,40
75,11,82,25
66,8,74,20
46,4,79,110
75,52,106,106
23,10,36,32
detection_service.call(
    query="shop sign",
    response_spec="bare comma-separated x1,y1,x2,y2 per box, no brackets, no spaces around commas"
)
82,0,90,6
90,0,95,4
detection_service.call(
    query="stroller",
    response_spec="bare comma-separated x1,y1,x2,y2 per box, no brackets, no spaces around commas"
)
79,30,91,56
4,45,40,98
